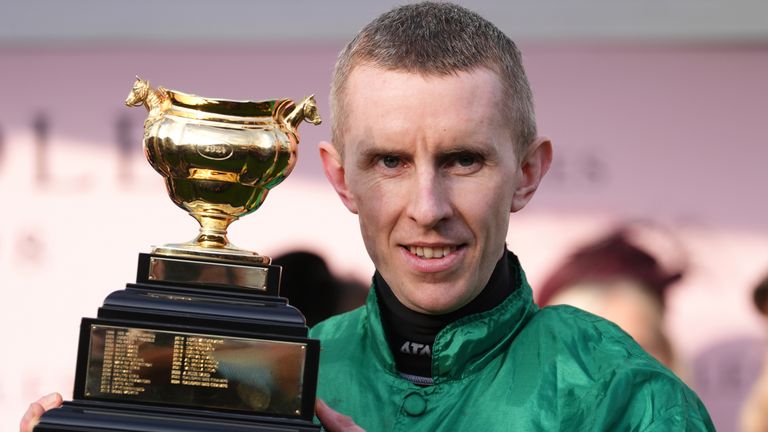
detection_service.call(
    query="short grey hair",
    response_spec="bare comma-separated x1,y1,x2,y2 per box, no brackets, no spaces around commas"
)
330,2,537,155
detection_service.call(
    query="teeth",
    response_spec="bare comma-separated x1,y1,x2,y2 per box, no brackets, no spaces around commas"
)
408,246,456,259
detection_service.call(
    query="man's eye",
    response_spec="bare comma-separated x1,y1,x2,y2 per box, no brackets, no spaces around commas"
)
456,154,478,167
448,152,483,169
380,155,401,169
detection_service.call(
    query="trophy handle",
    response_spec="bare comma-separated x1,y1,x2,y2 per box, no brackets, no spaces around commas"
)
284,95,322,130
125,76,171,128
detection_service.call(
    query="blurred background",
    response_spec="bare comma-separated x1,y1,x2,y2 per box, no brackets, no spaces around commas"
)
1,1,767,430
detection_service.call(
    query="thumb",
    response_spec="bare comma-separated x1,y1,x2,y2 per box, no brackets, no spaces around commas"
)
20,393,63,432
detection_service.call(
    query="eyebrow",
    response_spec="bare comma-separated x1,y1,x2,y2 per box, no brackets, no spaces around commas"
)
440,143,496,156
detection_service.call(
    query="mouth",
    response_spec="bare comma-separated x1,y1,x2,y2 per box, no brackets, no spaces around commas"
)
405,245,459,259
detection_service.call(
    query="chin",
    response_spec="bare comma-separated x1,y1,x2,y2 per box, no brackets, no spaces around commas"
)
410,294,466,315
393,278,475,314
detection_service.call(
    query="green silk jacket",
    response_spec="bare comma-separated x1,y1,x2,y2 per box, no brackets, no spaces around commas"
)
309,262,714,431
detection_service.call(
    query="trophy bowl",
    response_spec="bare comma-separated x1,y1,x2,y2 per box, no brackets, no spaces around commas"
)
125,77,321,264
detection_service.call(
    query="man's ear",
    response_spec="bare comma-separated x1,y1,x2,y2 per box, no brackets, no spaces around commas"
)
319,141,359,214
511,136,553,213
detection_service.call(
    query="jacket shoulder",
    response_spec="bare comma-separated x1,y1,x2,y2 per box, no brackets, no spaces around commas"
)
521,305,714,430
527,304,675,380
531,304,652,359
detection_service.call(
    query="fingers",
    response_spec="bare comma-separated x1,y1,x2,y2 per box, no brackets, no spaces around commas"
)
315,399,366,432
19,403,44,432
38,392,63,410
20,393,63,432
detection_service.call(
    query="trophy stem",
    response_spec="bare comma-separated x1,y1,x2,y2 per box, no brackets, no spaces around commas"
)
151,209,269,264
192,211,236,249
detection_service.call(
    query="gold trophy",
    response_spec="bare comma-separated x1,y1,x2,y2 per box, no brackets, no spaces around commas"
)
36,78,324,432
126,76,321,263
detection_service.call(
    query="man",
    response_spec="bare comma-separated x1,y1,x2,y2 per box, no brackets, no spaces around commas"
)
310,3,712,431
22,2,713,431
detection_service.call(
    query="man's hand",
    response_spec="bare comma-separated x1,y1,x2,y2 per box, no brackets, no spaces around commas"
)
20,392,62,432
315,399,365,432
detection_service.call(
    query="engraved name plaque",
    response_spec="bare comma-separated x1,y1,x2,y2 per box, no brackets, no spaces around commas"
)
80,321,314,417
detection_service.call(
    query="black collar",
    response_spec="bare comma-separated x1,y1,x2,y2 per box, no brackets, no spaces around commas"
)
374,249,518,380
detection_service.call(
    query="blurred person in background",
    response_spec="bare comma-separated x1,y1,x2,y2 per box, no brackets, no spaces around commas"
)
537,224,686,373
273,251,367,327
741,272,768,432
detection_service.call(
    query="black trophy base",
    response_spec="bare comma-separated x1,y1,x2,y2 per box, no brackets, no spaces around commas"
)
35,401,320,432
37,253,321,432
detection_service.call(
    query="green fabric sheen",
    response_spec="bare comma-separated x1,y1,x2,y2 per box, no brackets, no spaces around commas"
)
309,265,714,431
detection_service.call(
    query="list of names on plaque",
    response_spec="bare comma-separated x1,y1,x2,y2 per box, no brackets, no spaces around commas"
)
171,336,229,388
98,329,115,393
98,329,155,395
85,323,307,415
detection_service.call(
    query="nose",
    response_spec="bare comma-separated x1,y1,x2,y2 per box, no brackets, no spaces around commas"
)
406,169,454,228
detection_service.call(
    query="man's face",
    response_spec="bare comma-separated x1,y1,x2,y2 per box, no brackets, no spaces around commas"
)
321,66,549,314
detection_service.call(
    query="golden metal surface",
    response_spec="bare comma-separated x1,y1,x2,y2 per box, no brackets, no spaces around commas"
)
85,324,308,415
148,256,269,291
126,77,321,263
